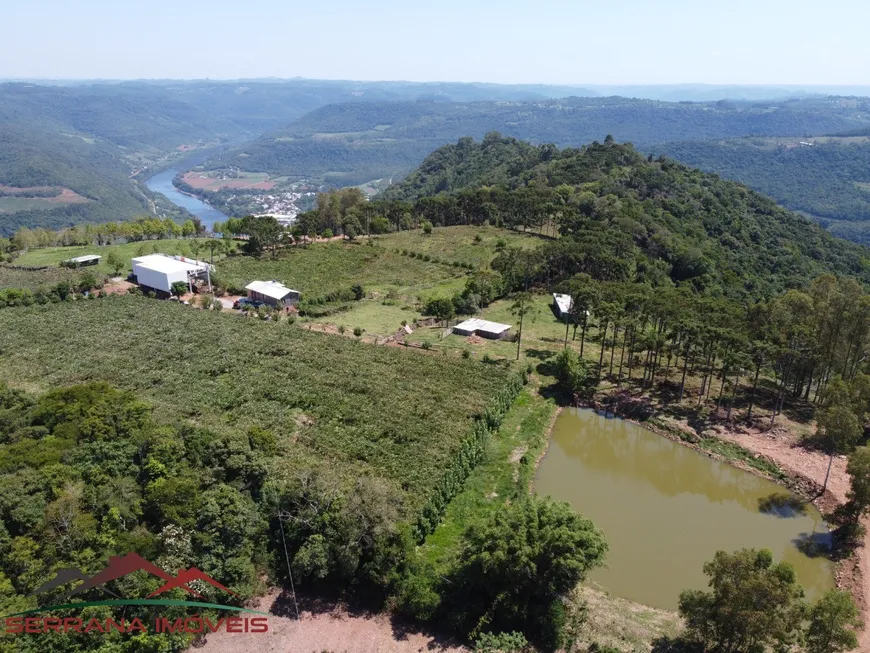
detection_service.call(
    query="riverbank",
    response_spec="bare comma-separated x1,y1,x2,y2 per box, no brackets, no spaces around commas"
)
575,391,868,648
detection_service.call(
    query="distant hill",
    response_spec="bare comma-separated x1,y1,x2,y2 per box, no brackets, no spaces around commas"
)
381,134,870,298
215,96,870,188
650,137,870,244
0,79,596,235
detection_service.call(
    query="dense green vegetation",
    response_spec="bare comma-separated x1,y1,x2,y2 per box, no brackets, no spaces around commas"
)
0,79,596,233
380,134,870,298
214,96,870,186
0,265,85,292
652,137,870,243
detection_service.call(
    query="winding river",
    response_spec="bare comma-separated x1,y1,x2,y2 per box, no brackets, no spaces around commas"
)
144,152,228,231
534,408,835,610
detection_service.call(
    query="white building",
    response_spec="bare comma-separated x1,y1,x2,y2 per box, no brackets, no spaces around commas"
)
62,254,101,268
245,280,301,307
131,254,213,295
553,293,573,320
453,318,512,340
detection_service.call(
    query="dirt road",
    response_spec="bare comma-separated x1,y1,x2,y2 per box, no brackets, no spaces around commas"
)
195,591,466,653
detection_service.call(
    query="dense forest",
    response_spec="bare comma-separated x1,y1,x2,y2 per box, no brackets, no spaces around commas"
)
214,96,870,187
652,138,870,243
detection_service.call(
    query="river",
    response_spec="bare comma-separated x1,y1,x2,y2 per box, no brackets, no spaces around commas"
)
534,408,835,610
144,154,229,231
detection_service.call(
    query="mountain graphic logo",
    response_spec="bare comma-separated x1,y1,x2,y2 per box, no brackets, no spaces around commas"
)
30,552,239,600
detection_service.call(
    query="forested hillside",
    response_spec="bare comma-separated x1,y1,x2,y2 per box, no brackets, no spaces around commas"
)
375,134,870,299
0,80,594,233
652,137,870,244
215,96,870,187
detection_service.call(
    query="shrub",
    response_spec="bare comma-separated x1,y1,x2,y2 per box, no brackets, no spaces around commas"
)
351,284,365,300
353,326,363,337
421,220,433,235
462,349,471,359
482,353,493,364
322,228,334,239
338,325,346,334
473,234,483,244
474,631,530,652
421,341,432,350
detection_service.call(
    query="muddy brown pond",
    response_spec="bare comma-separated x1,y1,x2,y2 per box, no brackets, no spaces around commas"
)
534,408,835,610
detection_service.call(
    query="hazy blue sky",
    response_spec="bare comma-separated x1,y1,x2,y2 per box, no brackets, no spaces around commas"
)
2,0,868,84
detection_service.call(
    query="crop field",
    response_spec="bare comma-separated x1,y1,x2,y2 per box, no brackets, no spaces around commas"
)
14,238,220,276
182,170,276,191
0,186,89,213
0,265,84,291
217,241,466,299
378,225,545,268
0,296,511,510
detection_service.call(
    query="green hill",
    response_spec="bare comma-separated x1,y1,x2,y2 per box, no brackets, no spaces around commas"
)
214,96,870,187
650,137,870,244
381,134,870,299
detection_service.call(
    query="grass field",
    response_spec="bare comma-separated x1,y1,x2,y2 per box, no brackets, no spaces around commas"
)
0,265,85,291
182,170,278,191
217,241,466,300
15,238,220,276
0,296,512,511
378,225,545,268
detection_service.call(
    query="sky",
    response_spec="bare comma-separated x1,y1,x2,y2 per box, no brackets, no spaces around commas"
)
2,0,869,85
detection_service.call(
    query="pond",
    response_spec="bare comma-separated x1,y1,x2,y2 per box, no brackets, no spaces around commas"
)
534,408,835,610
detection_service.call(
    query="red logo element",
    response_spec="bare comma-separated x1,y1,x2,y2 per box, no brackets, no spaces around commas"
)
32,553,236,600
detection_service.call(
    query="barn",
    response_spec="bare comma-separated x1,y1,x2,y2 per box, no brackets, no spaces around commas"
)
453,318,512,340
245,280,301,307
131,254,213,295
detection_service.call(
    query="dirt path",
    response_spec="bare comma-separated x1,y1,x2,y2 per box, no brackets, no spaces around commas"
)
708,424,870,649
194,591,466,653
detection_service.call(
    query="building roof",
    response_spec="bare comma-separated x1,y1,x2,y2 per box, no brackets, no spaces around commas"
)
454,318,512,335
131,254,210,275
553,293,573,314
65,254,102,264
245,280,299,301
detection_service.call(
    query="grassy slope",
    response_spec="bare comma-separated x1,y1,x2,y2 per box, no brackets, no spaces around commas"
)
14,239,219,276
377,225,544,267
0,296,510,511
0,265,84,291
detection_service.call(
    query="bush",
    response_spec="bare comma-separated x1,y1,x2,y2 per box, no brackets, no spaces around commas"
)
353,326,363,337
421,341,432,350
338,325,346,334
482,353,493,364
474,631,530,652
351,284,365,300
421,220,433,235
473,234,483,244
322,228,334,239
462,349,471,359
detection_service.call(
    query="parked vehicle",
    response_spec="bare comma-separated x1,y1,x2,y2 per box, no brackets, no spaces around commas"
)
233,297,263,310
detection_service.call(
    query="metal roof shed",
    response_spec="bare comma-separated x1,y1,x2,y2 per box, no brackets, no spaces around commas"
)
453,318,512,340
131,254,212,294
553,293,573,319
62,254,101,268
245,280,301,307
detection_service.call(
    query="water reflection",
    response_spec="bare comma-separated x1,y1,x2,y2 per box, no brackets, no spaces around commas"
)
534,408,835,610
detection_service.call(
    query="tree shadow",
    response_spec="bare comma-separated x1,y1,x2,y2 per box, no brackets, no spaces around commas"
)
792,530,834,559
269,587,372,620
651,635,702,653
525,348,555,361
758,492,808,518
388,613,465,651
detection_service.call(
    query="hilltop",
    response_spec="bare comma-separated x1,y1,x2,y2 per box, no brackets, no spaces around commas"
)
381,134,870,298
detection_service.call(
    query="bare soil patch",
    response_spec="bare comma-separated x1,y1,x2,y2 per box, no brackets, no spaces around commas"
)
194,591,466,653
